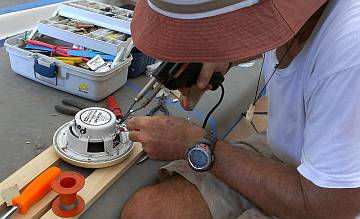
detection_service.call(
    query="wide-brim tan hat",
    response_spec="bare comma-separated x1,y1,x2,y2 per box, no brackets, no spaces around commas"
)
131,0,327,63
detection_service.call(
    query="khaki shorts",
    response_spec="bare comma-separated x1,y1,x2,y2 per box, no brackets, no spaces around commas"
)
159,132,281,219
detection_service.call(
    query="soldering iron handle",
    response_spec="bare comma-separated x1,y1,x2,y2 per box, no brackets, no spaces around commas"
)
135,77,158,101
12,167,62,214
140,84,163,109
160,63,225,91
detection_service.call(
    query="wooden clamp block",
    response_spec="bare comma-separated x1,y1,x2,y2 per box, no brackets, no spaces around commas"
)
0,147,61,210
0,143,143,219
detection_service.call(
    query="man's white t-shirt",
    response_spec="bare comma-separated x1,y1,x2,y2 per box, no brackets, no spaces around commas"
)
263,0,360,188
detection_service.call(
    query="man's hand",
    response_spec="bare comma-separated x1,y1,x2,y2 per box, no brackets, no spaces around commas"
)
179,62,229,110
180,62,229,94
196,63,229,90
127,116,205,161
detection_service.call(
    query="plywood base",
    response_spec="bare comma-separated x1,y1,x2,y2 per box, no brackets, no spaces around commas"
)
0,147,61,211
0,143,143,219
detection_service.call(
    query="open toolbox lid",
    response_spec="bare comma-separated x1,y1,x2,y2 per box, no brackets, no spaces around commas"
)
35,0,133,57
58,0,133,34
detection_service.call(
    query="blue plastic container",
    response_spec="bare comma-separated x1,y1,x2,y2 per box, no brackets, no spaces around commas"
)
128,47,156,78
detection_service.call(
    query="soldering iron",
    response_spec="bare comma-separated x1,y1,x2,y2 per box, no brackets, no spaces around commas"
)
121,62,225,123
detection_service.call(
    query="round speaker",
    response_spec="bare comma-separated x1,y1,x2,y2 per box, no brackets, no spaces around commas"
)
53,107,134,168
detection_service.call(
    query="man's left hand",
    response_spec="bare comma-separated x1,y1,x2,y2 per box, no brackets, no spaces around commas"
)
127,116,205,161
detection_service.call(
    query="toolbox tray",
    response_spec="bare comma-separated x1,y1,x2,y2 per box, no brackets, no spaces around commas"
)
37,0,134,56
58,0,132,34
37,16,132,56
5,36,132,101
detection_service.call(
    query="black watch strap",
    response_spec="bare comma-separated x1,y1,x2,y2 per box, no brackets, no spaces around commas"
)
198,131,218,152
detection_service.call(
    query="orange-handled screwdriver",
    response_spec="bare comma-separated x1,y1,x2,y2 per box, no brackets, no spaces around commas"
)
1,167,62,219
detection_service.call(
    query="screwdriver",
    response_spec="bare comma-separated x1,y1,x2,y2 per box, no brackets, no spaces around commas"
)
0,166,62,219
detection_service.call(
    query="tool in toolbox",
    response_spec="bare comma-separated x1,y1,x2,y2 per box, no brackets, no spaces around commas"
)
24,40,90,60
24,40,117,61
52,56,83,64
68,50,115,61
51,171,85,217
106,95,123,120
73,22,96,34
53,107,134,168
146,95,170,117
25,44,116,62
55,99,88,116
121,62,225,123
0,167,62,219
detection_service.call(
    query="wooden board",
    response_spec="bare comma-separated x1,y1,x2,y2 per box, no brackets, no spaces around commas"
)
41,143,143,219
0,143,143,219
0,147,60,211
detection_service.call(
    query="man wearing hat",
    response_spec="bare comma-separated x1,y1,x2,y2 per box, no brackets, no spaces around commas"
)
122,0,360,218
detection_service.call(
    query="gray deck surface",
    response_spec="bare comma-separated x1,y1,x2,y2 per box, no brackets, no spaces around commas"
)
0,1,262,218
0,46,261,218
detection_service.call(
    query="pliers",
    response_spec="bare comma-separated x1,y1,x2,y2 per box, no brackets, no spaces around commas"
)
55,99,88,116
147,95,170,116
137,95,170,165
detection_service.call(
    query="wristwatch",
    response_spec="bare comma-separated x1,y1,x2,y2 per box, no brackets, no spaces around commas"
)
186,131,218,172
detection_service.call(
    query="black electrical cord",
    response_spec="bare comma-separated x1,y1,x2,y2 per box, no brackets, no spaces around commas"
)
253,37,296,104
243,37,297,133
202,84,225,128
253,59,265,104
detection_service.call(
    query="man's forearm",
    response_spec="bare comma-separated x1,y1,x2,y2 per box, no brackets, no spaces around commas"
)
211,141,311,219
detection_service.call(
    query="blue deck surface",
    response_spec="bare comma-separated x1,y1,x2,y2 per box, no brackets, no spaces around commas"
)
0,0,65,15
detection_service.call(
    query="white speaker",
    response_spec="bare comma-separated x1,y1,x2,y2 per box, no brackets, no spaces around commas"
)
53,107,134,168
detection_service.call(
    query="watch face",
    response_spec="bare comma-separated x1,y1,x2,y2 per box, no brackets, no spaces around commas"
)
189,148,209,169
